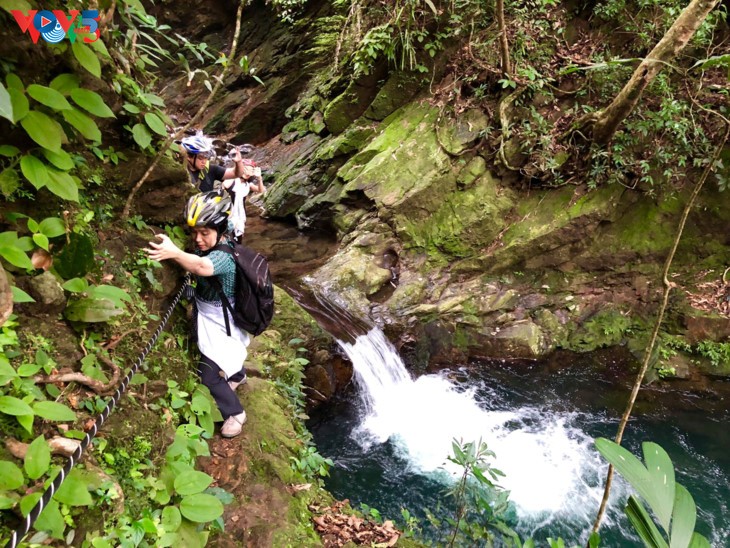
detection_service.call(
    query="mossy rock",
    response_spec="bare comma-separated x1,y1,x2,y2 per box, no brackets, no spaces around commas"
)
323,72,383,135
436,108,490,155
364,71,423,121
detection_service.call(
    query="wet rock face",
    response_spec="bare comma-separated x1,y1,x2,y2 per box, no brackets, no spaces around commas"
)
124,154,191,225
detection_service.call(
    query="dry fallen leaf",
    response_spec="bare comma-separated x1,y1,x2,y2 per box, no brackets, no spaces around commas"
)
31,249,53,271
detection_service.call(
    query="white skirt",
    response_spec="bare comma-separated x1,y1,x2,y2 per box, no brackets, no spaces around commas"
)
196,299,250,379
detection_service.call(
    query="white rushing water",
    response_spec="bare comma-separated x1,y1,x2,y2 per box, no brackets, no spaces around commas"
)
337,328,627,534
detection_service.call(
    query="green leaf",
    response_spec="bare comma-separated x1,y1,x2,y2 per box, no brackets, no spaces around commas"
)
0,492,19,510
54,468,93,506
20,492,41,517
33,233,49,251
0,145,20,157
64,297,125,323
0,0,32,12
142,93,165,107
123,103,140,114
20,111,65,152
642,442,675,533
32,401,77,421
62,108,102,142
8,88,28,123
42,149,75,171
626,495,669,548
132,123,152,149
0,460,25,490
670,484,696,548
11,286,35,303
0,167,20,197
35,499,65,539
179,493,223,522
24,436,51,480
0,395,34,416
0,82,12,123
596,438,654,508
87,285,131,307
688,533,712,548
70,88,114,118
39,218,66,238
17,363,41,377
55,232,94,279
20,155,49,190
71,42,101,78
5,73,23,91
49,74,81,96
46,168,79,202
17,414,34,434
27,85,72,111
174,471,213,496
161,505,181,532
144,112,167,136
62,278,88,293
0,244,33,269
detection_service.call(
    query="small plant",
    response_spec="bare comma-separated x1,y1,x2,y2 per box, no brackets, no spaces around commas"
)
290,445,334,478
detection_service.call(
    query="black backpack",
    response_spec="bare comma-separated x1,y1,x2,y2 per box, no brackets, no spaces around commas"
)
209,242,274,336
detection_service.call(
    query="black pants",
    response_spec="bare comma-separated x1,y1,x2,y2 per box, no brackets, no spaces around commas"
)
198,354,246,419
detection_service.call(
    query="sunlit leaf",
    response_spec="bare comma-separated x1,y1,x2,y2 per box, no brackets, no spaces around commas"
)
27,85,72,111
0,145,20,157
62,278,89,293
54,469,93,506
42,149,75,171
32,233,49,251
0,395,34,416
161,505,181,532
71,42,101,78
0,460,24,490
62,108,102,142
132,123,152,149
20,111,65,152
0,82,12,123
11,286,35,303
64,297,125,323
34,499,65,539
33,401,77,421
0,244,33,269
39,217,66,238
70,88,114,118
20,155,49,189
179,493,223,522
87,285,131,307
174,471,213,495
144,112,167,135
24,436,51,480
46,168,79,202
49,74,80,96
8,87,28,123
123,103,140,114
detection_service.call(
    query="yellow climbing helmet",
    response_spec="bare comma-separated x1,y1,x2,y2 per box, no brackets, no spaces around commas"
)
183,191,231,230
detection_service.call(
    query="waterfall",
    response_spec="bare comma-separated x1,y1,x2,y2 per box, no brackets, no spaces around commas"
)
336,328,629,536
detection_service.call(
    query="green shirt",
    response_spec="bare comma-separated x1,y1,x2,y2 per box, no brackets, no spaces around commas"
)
195,241,236,303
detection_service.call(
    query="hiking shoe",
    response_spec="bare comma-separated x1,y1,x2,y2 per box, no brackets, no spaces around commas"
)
221,411,247,438
228,373,247,391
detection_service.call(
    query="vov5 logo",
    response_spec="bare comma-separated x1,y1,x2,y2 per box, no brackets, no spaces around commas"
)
11,10,100,44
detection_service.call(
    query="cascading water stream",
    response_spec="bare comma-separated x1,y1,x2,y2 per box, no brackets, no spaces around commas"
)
336,328,629,540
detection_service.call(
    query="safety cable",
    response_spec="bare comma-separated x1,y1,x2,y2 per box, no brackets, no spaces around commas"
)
5,276,190,548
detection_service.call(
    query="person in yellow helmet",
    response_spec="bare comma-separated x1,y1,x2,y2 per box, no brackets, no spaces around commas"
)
144,191,248,438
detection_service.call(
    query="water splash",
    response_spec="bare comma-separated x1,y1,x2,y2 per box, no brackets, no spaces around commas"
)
337,329,627,535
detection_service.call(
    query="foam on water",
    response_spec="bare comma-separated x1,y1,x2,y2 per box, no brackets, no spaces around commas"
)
338,329,626,530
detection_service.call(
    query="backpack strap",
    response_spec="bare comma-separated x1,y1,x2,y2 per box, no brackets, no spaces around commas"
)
208,243,236,337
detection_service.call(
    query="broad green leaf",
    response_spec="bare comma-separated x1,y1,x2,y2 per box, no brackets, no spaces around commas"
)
17,414,33,433
88,285,131,306
70,88,114,118
0,82,12,123
55,232,94,279
0,167,19,197
0,354,20,381
0,245,32,269
54,469,93,506
123,103,140,114
174,471,213,496
39,217,66,238
32,233,49,251
132,123,152,149
24,436,51,480
62,278,88,293
190,394,210,415
46,168,79,202
142,93,165,107
20,111,65,152
62,108,101,142
688,533,712,548
72,42,101,78
643,442,675,532
64,297,124,323
87,37,111,60
0,145,20,157
692,54,730,71
0,492,19,510
172,520,207,548
34,499,65,539
11,286,35,303
0,460,24,490
42,149,75,171
32,401,77,421
20,492,41,517
17,363,41,377
5,73,23,90
626,495,669,548
20,155,49,190
49,74,80,96
0,0,32,12
670,484,696,548
8,88,28,123
596,438,654,511
161,505,181,532
27,85,72,111
144,112,167,135
179,493,223,523
0,395,34,416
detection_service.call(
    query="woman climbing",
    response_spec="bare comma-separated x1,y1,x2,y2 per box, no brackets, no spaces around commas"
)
144,191,249,437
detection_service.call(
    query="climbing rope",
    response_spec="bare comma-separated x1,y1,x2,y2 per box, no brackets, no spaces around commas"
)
5,276,190,548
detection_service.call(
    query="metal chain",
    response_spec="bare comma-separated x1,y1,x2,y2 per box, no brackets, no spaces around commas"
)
5,276,190,548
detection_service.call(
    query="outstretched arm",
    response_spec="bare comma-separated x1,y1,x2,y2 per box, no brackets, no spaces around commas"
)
143,234,215,276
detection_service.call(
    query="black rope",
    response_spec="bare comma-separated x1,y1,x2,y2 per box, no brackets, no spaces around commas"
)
5,276,190,548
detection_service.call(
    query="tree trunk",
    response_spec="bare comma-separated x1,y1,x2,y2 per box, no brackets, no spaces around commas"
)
496,0,511,76
591,0,721,144
0,263,12,327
